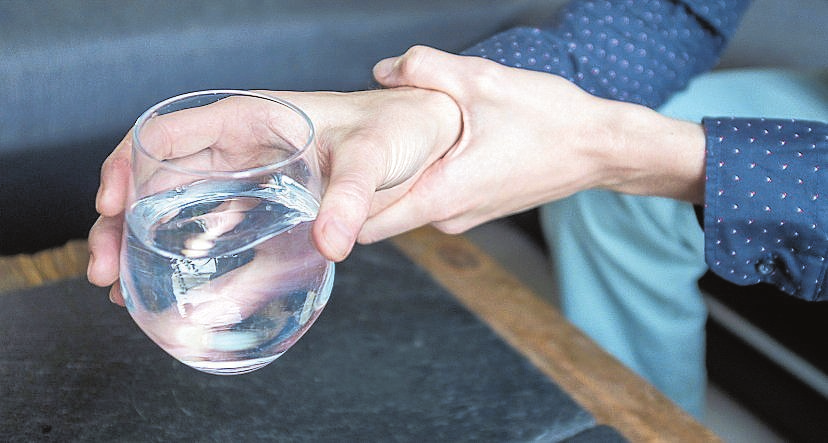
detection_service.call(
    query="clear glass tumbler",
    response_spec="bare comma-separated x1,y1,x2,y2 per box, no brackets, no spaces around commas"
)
120,90,334,375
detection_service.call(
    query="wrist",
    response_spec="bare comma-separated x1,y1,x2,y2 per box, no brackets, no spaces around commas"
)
596,101,706,203
410,87,462,161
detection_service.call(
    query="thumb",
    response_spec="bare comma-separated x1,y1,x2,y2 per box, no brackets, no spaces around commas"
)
373,45,471,93
312,140,384,262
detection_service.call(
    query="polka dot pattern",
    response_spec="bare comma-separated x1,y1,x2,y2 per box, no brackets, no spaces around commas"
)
704,118,828,301
462,0,750,108
462,1,828,301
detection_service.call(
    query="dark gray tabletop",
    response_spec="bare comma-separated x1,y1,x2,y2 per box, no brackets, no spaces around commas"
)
0,241,625,442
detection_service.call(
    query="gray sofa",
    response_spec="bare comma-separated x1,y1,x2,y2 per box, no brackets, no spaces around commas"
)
0,0,559,254
2,0,825,253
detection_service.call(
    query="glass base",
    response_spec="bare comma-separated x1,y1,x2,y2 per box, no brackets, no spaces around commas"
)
183,353,283,375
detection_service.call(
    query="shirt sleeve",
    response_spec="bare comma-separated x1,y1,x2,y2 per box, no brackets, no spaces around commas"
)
703,117,828,302
462,0,750,108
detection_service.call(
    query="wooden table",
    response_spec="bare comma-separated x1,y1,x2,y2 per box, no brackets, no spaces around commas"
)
0,227,719,442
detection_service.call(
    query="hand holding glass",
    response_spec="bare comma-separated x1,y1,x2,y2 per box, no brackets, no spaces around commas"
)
121,90,334,375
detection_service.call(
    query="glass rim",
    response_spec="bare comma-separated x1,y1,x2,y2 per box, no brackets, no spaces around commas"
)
132,89,316,179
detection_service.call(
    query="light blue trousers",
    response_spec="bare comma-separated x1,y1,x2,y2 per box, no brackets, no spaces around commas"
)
540,69,828,418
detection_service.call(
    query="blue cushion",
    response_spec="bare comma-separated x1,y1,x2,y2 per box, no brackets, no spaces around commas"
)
0,1,554,253
0,1,552,152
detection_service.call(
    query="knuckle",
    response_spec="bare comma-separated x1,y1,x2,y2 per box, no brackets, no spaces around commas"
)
467,64,505,97
101,141,132,174
397,45,432,78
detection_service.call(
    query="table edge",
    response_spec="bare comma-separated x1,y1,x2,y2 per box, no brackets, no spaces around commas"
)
1,230,719,442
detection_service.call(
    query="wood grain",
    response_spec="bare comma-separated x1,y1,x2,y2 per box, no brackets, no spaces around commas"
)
0,240,89,293
391,226,720,443
1,230,719,441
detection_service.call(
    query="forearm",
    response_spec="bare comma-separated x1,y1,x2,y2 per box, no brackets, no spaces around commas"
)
568,102,828,302
595,101,707,203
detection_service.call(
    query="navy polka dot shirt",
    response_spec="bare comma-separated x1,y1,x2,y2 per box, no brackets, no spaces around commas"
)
464,0,828,301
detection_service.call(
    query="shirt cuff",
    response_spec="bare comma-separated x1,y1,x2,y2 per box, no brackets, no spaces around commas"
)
703,117,828,301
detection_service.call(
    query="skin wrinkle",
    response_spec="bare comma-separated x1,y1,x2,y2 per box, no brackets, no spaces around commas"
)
359,45,709,246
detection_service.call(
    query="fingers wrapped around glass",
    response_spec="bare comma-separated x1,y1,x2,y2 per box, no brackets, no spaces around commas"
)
121,90,333,375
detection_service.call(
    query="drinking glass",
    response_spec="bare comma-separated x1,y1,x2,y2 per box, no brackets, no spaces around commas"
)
120,90,334,375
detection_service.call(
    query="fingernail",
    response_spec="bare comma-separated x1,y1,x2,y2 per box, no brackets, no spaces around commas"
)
373,57,398,80
325,218,355,261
